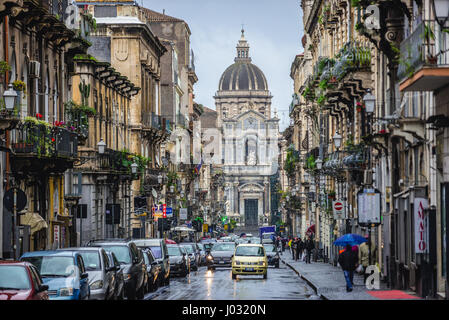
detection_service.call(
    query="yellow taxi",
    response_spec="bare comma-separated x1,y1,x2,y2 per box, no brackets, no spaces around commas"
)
231,244,268,279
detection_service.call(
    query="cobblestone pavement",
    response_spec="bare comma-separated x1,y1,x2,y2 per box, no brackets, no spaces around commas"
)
280,252,421,300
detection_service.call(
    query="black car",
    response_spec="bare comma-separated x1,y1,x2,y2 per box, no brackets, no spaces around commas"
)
179,243,199,271
142,249,161,292
133,239,170,286
263,243,280,268
105,251,125,300
87,239,146,300
206,242,236,270
167,244,189,277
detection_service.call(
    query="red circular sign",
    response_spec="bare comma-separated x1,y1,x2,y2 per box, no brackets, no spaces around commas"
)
334,202,343,211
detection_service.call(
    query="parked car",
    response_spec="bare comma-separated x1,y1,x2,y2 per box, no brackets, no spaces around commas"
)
179,243,200,271
105,251,125,300
231,244,268,279
167,244,189,277
206,242,236,270
0,261,49,300
58,247,116,300
133,239,170,286
142,249,161,292
263,243,280,268
197,243,207,265
20,250,90,300
86,239,145,300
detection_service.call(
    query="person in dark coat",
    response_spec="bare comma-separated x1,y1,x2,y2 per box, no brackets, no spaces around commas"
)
305,237,314,264
295,238,303,261
293,238,299,261
338,244,359,292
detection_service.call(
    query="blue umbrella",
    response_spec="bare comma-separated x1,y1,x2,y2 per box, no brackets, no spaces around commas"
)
333,233,367,246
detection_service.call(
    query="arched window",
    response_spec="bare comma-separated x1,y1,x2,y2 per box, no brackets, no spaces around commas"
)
44,71,49,122
10,51,17,82
53,77,58,122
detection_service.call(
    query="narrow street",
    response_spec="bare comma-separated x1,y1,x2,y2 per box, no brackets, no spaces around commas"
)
145,261,320,300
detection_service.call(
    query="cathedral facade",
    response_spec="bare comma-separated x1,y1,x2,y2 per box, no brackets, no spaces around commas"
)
214,30,280,232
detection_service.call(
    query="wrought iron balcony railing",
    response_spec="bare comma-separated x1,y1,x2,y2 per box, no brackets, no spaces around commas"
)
11,121,78,159
398,20,449,82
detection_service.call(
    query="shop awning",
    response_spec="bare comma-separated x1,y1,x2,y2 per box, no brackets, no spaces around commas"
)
20,212,48,234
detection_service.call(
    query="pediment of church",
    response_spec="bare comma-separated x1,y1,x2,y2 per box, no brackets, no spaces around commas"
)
239,183,264,193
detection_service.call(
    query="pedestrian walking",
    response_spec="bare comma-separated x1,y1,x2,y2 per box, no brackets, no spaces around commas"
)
281,237,286,252
305,236,314,264
295,237,302,261
338,244,359,292
358,236,376,284
298,237,304,260
288,237,294,259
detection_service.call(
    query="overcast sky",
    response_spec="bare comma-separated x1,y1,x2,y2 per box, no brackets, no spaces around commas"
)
142,0,304,131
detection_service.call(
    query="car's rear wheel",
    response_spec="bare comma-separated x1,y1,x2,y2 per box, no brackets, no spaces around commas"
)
263,272,267,279
232,273,236,280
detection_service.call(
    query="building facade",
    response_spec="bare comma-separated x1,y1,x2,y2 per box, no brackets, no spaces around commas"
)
214,30,279,233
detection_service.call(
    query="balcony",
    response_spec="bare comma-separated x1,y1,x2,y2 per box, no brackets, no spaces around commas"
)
399,20,449,92
10,120,78,175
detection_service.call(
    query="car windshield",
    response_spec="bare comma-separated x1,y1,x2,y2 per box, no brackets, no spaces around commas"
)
0,266,31,290
211,244,235,252
262,233,273,239
181,245,194,254
197,244,204,251
235,246,265,257
101,246,131,264
22,256,76,277
78,251,101,270
149,247,162,259
263,244,276,252
167,246,182,256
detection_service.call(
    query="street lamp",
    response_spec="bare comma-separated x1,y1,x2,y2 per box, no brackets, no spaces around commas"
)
98,139,106,154
363,89,376,114
131,162,138,174
433,0,449,27
303,171,310,183
157,174,163,184
316,158,323,170
333,131,342,149
3,83,17,111
169,185,175,193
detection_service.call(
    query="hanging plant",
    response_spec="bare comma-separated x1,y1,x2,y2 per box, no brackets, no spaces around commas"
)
0,60,11,74
12,80,26,93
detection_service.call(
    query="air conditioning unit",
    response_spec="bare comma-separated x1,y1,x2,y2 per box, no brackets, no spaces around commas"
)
29,61,40,78
363,169,373,185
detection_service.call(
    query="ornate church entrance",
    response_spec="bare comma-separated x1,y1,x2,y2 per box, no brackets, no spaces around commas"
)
244,199,258,227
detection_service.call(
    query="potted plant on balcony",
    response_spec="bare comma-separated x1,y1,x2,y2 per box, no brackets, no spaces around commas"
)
0,61,11,83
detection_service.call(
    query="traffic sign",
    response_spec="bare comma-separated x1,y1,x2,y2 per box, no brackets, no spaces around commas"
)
3,188,27,213
166,207,173,217
332,200,346,220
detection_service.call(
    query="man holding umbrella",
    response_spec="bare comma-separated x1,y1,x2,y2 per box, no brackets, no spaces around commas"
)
334,233,367,292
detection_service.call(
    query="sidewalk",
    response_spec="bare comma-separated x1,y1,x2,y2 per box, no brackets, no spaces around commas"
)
280,252,421,300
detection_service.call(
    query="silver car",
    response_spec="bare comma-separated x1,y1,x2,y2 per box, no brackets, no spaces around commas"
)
59,247,116,300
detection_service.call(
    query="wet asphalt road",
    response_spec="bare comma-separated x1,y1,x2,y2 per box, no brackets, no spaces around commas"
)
144,259,321,300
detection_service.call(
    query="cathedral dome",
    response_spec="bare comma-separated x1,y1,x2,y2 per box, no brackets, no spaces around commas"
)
218,29,268,92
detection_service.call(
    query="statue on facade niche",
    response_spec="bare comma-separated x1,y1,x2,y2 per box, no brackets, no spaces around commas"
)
247,150,257,166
